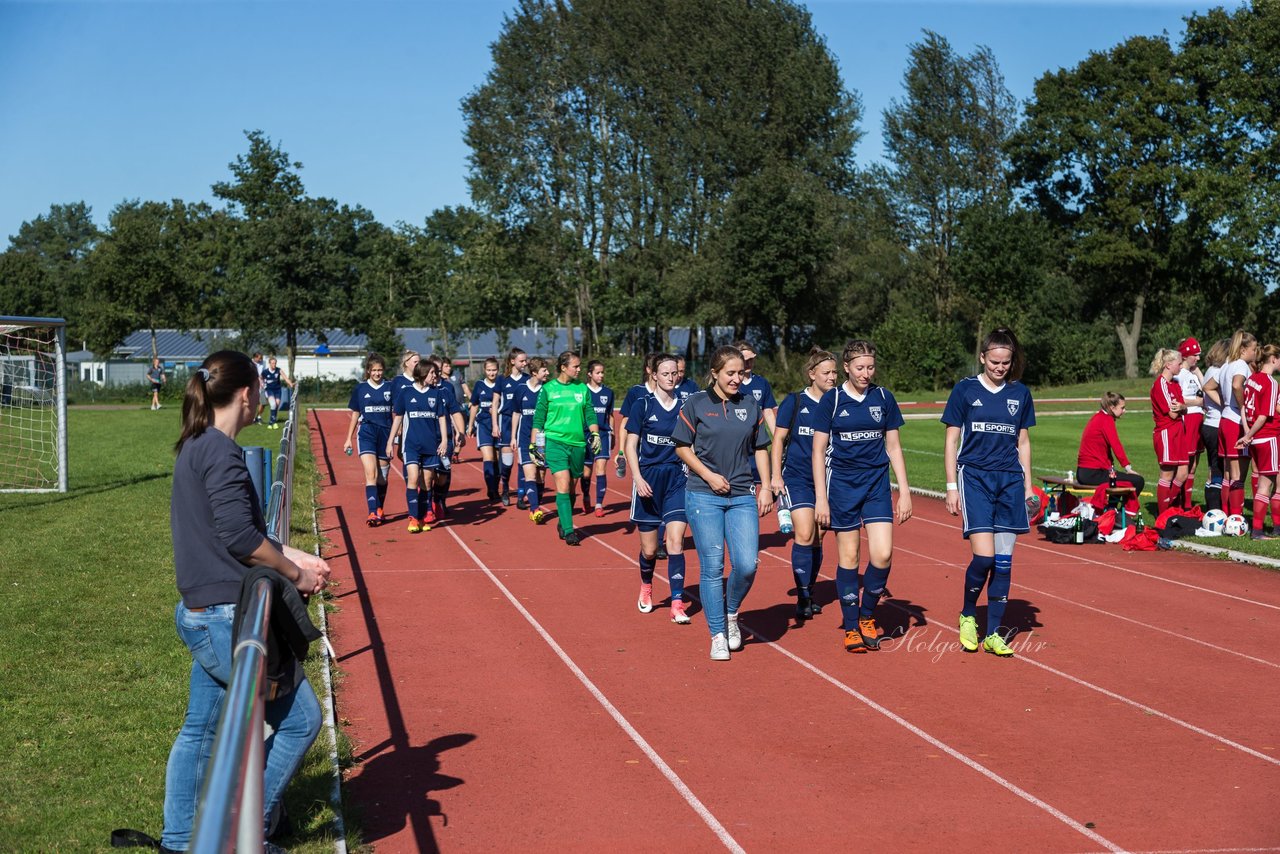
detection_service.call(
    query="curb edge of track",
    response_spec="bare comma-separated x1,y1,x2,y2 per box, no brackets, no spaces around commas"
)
895,483,1280,572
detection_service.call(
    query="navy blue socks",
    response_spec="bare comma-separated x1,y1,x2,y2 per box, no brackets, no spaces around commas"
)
987,555,1012,635
836,565,860,629
639,551,657,584
667,553,686,600
791,542,815,597
860,563,890,617
961,554,997,618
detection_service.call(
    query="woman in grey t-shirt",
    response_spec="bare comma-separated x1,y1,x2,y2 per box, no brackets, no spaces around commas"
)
673,346,774,661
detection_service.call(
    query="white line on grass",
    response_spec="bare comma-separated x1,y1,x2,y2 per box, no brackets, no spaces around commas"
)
586,536,1125,853
443,526,746,854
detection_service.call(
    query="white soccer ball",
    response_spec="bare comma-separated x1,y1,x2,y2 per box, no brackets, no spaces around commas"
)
1224,514,1247,537
1202,509,1228,534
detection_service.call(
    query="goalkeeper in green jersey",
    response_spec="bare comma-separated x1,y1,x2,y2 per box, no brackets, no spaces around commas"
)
532,351,602,545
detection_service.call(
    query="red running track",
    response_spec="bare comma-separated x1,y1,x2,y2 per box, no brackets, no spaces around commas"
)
309,408,1280,853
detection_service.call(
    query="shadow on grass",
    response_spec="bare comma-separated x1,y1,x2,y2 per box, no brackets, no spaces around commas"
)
0,471,170,515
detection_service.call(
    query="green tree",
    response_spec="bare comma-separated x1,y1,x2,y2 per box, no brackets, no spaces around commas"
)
882,32,1017,385
1010,35,1190,378
5,202,100,336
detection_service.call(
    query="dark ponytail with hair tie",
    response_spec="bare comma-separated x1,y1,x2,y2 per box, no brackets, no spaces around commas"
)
175,351,258,452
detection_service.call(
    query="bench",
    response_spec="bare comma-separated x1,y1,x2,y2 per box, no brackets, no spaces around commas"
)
1040,475,1150,528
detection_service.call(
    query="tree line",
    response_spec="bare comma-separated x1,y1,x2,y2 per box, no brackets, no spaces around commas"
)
2,0,1276,389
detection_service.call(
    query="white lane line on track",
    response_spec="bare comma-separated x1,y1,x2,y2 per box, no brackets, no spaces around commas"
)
908,513,1280,612
587,535,1126,853
885,543,1280,671
443,526,746,854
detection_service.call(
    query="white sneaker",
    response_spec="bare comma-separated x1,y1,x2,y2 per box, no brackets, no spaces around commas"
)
726,613,742,651
710,633,730,661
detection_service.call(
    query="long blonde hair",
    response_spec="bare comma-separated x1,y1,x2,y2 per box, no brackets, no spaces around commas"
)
1228,331,1257,364
1149,348,1180,376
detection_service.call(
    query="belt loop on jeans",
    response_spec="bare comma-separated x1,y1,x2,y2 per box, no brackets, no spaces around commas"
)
187,606,206,612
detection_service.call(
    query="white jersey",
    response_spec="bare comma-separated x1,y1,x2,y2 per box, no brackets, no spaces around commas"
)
1176,367,1204,415
1220,358,1251,423
1202,364,1223,429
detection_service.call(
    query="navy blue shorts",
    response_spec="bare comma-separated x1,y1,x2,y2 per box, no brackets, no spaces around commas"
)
500,416,515,446
630,464,687,530
475,421,497,449
827,467,893,532
958,466,1028,538
782,476,816,511
357,424,391,460
404,444,444,471
584,431,612,463
517,442,535,467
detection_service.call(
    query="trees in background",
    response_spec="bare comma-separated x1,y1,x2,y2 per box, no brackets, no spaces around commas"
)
2,1,1276,388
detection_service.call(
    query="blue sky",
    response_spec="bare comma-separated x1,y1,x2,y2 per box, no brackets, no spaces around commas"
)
0,0,1211,243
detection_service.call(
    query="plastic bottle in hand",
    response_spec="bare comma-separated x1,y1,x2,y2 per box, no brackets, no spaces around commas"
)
777,490,793,535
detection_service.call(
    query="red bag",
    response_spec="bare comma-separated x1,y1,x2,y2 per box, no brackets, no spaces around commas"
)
1121,527,1160,551
1090,480,1141,514
1028,485,1050,525
1094,508,1117,536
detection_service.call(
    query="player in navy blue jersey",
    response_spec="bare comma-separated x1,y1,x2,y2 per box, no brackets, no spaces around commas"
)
624,355,692,623
496,347,530,506
428,353,468,519
343,354,394,526
614,353,660,480
581,360,615,517
388,350,419,461
386,359,448,533
674,356,700,404
469,358,502,501
734,341,778,487
262,356,293,429
511,358,551,523
770,348,839,622
811,340,913,653
942,328,1037,658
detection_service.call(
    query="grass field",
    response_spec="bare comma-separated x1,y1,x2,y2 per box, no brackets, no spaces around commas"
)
0,406,356,852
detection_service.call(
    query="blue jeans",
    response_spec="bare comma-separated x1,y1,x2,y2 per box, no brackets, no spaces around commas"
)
685,490,760,637
162,602,323,850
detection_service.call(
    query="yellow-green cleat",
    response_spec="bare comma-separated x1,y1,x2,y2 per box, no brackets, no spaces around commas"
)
958,614,979,652
982,632,1014,657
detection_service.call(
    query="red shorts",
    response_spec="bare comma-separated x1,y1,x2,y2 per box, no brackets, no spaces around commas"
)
1183,413,1204,455
1219,418,1245,460
1250,436,1280,476
1154,425,1188,467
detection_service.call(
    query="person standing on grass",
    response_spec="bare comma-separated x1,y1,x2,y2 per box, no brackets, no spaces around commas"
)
262,356,293,430
582,360,615,517
673,345,773,662
469,357,503,502
625,354,691,623
386,358,448,533
770,347,838,623
1199,339,1230,512
943,328,1036,659
343,354,394,526
163,350,329,852
1203,331,1258,518
531,351,602,546
147,357,166,410
811,340,912,654
512,357,551,523
1074,392,1145,499
1237,344,1280,540
1150,348,1190,514
1175,338,1206,510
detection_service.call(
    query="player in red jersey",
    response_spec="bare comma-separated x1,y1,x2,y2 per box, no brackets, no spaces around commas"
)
1150,348,1189,513
1237,344,1280,539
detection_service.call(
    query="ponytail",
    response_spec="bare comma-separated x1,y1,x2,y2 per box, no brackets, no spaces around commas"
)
175,350,257,452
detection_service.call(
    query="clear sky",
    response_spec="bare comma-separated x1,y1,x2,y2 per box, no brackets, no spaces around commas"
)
0,0,1212,243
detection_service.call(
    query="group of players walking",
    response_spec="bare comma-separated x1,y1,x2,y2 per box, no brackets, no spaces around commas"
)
345,332,1039,661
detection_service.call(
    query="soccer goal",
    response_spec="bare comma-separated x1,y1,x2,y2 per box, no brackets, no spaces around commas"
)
0,317,67,493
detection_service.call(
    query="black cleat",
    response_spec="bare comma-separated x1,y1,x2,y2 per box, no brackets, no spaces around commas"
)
796,597,814,621
564,529,582,546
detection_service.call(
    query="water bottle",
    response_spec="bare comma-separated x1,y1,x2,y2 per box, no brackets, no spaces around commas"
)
776,491,793,535
1108,468,1117,489
1074,514,1084,544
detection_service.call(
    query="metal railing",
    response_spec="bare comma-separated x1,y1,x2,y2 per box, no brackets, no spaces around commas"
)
190,398,301,853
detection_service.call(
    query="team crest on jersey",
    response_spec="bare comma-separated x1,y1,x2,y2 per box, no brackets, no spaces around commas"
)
1007,399,1019,416
599,394,607,403
383,391,391,401
735,408,747,421
870,406,882,423
751,389,762,401
574,392,584,403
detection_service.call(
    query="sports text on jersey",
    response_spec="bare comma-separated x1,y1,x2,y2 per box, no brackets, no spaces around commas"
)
968,421,1017,435
836,430,883,442
646,434,676,447
795,426,813,437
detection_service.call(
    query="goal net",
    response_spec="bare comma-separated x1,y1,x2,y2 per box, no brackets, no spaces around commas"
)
0,317,67,493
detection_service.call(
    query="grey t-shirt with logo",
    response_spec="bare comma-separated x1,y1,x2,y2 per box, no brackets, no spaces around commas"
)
672,388,769,497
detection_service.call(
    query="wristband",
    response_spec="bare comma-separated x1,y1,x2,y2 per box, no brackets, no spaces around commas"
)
946,482,958,491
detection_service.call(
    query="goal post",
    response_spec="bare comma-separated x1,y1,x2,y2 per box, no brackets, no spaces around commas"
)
0,316,67,493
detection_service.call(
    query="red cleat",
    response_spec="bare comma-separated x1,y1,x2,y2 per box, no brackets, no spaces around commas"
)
594,505,605,518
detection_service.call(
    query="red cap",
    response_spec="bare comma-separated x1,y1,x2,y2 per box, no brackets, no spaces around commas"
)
1178,337,1201,357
